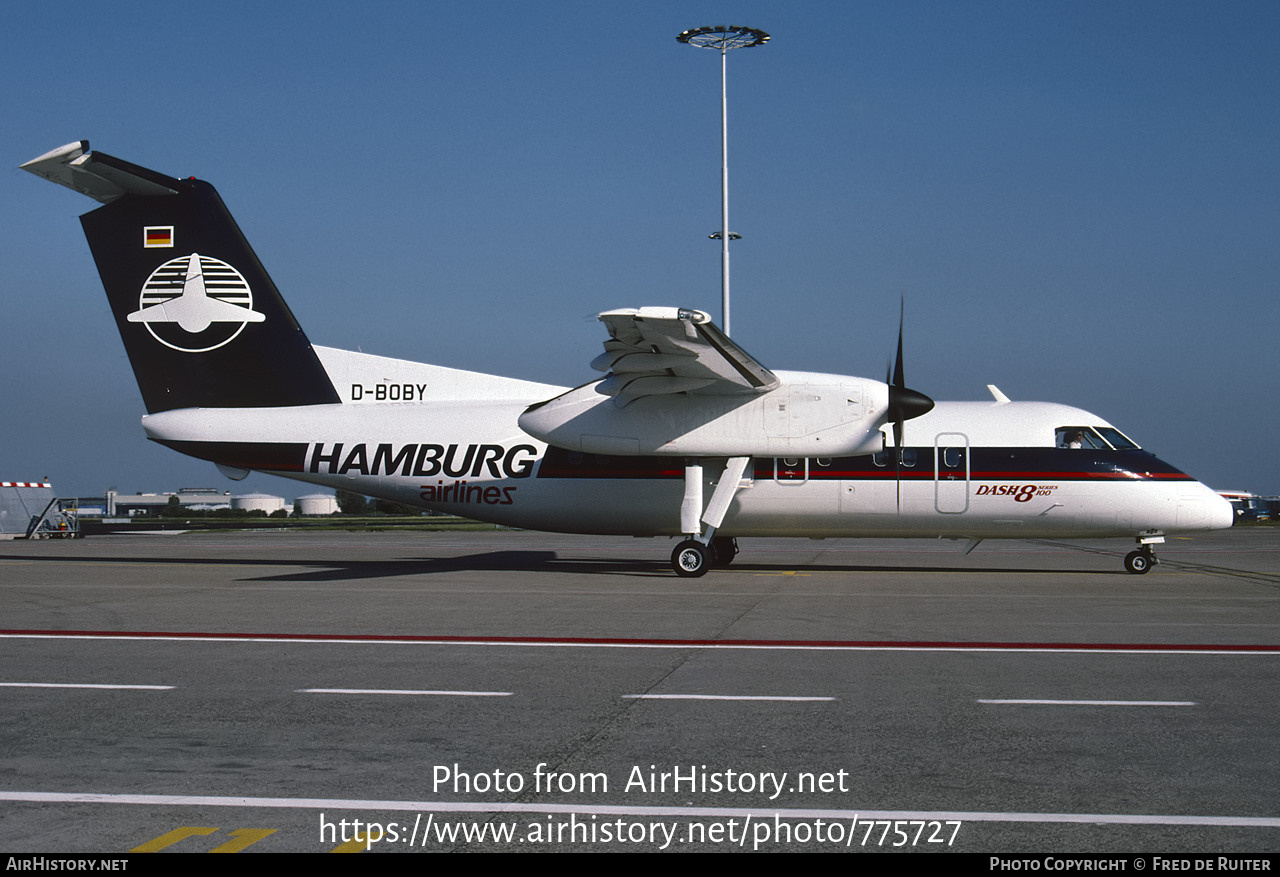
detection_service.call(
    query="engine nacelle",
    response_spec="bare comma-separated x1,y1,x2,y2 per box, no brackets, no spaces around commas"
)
519,370,889,456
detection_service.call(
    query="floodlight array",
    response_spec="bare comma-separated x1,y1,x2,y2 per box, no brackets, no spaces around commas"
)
676,26,770,51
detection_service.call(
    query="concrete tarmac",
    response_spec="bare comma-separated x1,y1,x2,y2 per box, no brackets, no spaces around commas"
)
1,527,1277,853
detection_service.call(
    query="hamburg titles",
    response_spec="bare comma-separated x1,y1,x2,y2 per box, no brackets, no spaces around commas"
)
308,442,537,478
307,442,539,506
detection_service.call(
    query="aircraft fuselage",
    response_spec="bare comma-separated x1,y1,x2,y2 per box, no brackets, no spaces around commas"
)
140,385,1231,542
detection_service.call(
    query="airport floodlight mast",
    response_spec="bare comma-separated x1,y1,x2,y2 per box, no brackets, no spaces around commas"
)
677,25,770,338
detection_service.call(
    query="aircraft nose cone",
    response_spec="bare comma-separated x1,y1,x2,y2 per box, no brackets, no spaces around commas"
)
1209,492,1235,530
888,386,934,422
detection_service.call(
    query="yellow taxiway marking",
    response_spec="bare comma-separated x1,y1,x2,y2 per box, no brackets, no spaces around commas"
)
208,828,278,853
132,826,278,853
130,826,219,853
330,832,376,853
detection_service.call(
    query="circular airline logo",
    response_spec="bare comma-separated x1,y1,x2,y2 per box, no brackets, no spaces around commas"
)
128,253,265,353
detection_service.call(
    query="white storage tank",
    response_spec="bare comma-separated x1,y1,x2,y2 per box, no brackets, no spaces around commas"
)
231,493,285,514
296,493,339,516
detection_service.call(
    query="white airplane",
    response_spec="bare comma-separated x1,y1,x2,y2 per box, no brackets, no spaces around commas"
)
22,140,1233,576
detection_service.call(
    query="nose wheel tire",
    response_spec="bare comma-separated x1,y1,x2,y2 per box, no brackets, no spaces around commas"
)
1124,549,1153,575
672,540,712,577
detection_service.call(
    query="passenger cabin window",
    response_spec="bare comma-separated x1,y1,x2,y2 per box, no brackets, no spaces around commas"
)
775,457,807,482
873,449,917,467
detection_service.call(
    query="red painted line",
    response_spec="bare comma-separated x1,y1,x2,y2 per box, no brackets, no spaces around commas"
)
2,629,1277,652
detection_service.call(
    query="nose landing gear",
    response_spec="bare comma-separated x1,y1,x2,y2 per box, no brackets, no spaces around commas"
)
1123,534,1165,575
1124,541,1160,575
1124,549,1153,574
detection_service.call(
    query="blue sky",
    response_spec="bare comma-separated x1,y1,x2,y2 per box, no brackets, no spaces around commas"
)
3,1,1277,499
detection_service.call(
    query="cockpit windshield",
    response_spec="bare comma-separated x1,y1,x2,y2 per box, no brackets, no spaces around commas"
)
1056,426,1141,450
1094,426,1140,449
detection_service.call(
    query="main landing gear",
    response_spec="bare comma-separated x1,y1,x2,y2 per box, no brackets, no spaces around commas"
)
671,536,739,578
710,536,739,567
1124,537,1162,575
671,458,750,577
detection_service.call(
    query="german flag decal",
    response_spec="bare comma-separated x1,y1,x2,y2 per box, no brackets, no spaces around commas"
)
143,226,173,248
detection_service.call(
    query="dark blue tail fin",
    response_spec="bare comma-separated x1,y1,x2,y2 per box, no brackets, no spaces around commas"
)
22,141,339,414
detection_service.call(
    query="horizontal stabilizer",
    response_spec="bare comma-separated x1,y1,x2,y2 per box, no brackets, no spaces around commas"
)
21,141,181,204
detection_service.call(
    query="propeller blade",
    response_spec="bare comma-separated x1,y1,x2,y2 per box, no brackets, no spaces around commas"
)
883,298,935,513
885,299,934,433
893,307,905,390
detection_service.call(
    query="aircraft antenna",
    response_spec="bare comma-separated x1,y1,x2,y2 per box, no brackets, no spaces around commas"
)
677,25,770,337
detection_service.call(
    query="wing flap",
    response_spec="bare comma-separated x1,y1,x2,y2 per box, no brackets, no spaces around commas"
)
594,308,778,400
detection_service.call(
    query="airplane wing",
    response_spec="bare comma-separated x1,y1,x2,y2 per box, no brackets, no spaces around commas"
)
590,308,778,404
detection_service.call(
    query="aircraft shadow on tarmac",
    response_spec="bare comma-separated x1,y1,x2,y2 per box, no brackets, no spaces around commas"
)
0,551,1121,582
242,557,1122,582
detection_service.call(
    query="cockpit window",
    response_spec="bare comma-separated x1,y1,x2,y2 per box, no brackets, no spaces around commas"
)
1056,426,1141,450
1095,427,1140,449
1056,426,1108,449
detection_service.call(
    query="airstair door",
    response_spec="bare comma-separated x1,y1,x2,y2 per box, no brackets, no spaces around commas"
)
934,433,970,514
